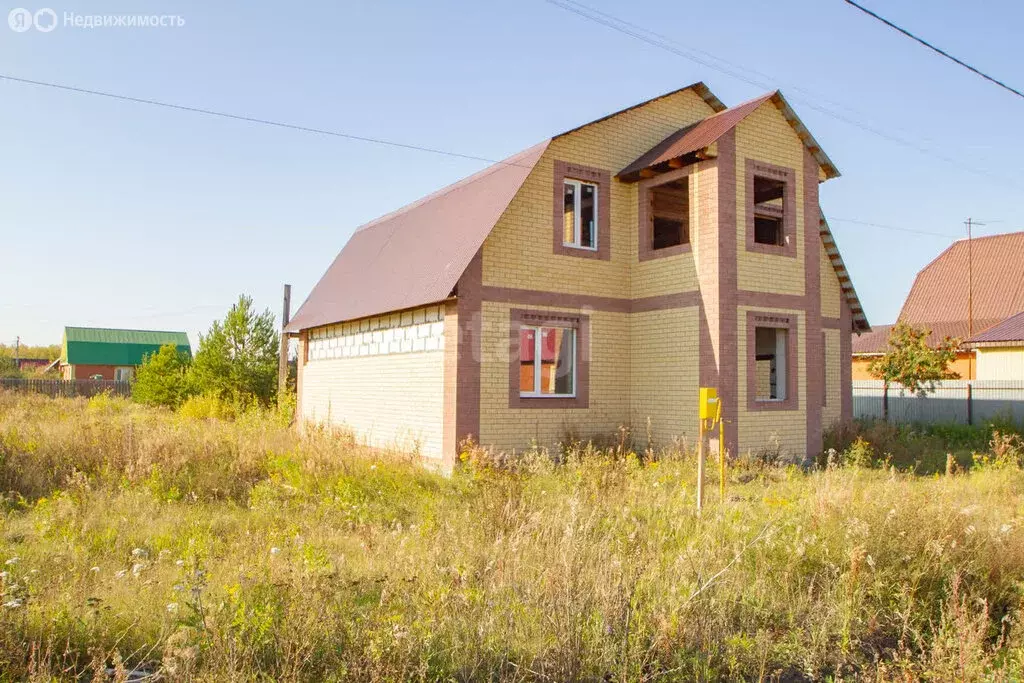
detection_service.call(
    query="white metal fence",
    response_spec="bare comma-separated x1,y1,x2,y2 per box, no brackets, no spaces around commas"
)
853,380,1024,425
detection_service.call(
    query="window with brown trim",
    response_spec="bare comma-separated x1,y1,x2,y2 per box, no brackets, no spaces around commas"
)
509,309,589,409
745,160,797,257
552,160,611,260
746,311,798,411
650,178,689,250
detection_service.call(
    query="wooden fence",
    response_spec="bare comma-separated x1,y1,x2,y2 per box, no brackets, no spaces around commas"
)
0,378,132,399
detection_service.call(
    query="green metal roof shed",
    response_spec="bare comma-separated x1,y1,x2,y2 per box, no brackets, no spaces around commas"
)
62,327,192,366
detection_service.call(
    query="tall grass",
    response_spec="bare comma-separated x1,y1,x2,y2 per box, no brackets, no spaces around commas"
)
1,392,1024,680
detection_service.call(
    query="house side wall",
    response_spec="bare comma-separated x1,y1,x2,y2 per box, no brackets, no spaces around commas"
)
69,364,116,380
299,303,447,460
472,89,718,453
975,348,1024,380
630,306,701,446
822,328,842,428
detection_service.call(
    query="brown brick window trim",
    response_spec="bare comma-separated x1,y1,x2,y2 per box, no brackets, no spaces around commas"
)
552,160,611,261
508,308,590,409
746,310,799,412
745,159,797,258
637,166,693,262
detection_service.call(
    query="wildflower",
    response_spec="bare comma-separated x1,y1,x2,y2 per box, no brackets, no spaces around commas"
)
270,547,281,556
166,602,179,613
3,598,23,609
370,464,377,470
1000,524,1013,535
175,559,185,567
866,555,875,569
173,583,184,592
0,571,8,581
131,548,149,559
4,558,18,566
115,570,127,579
90,566,100,573
131,563,145,576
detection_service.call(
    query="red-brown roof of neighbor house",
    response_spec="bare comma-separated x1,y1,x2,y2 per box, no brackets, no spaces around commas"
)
854,232,1024,354
853,320,1001,355
899,232,1024,324
285,141,549,332
617,91,840,182
967,311,1024,345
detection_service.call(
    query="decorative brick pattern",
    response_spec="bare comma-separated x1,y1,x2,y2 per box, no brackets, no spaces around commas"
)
306,304,445,360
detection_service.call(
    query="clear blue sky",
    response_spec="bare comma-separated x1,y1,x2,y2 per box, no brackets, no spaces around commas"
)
2,0,1022,346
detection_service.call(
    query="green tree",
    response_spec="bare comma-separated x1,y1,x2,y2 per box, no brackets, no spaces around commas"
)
869,322,960,422
189,295,279,405
133,343,191,408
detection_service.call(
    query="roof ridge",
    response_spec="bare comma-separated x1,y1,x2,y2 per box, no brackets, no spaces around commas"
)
65,326,188,334
948,230,1024,245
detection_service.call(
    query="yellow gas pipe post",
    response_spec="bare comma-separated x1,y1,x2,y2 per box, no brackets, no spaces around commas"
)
697,388,721,513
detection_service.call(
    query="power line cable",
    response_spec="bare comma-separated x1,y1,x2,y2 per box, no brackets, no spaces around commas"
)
842,0,1024,101
544,0,1023,191
0,73,523,168
824,217,959,239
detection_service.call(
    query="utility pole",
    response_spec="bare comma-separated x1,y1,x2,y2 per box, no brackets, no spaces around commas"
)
278,284,291,403
14,336,19,370
964,218,985,380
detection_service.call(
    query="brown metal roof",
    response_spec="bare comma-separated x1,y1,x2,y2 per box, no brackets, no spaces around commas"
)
899,231,1024,325
966,311,1024,345
285,141,549,332
617,91,840,182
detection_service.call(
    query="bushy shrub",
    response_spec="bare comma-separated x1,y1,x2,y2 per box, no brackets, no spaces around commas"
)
133,343,191,408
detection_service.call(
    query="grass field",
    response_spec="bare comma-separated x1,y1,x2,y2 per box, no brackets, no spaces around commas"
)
1,392,1024,681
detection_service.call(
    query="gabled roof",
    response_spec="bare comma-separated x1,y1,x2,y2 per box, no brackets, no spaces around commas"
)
966,311,1024,346
285,141,549,332
617,91,840,182
62,326,191,366
899,232,1024,325
288,83,854,332
820,216,870,332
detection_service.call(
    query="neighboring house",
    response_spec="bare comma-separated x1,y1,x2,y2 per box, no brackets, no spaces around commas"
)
14,357,53,373
852,232,1024,380
964,311,1024,379
59,327,191,381
287,82,869,467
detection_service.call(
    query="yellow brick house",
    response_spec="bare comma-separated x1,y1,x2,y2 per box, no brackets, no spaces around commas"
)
286,82,869,468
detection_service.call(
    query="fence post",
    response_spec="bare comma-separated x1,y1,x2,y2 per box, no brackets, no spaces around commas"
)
966,382,973,426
